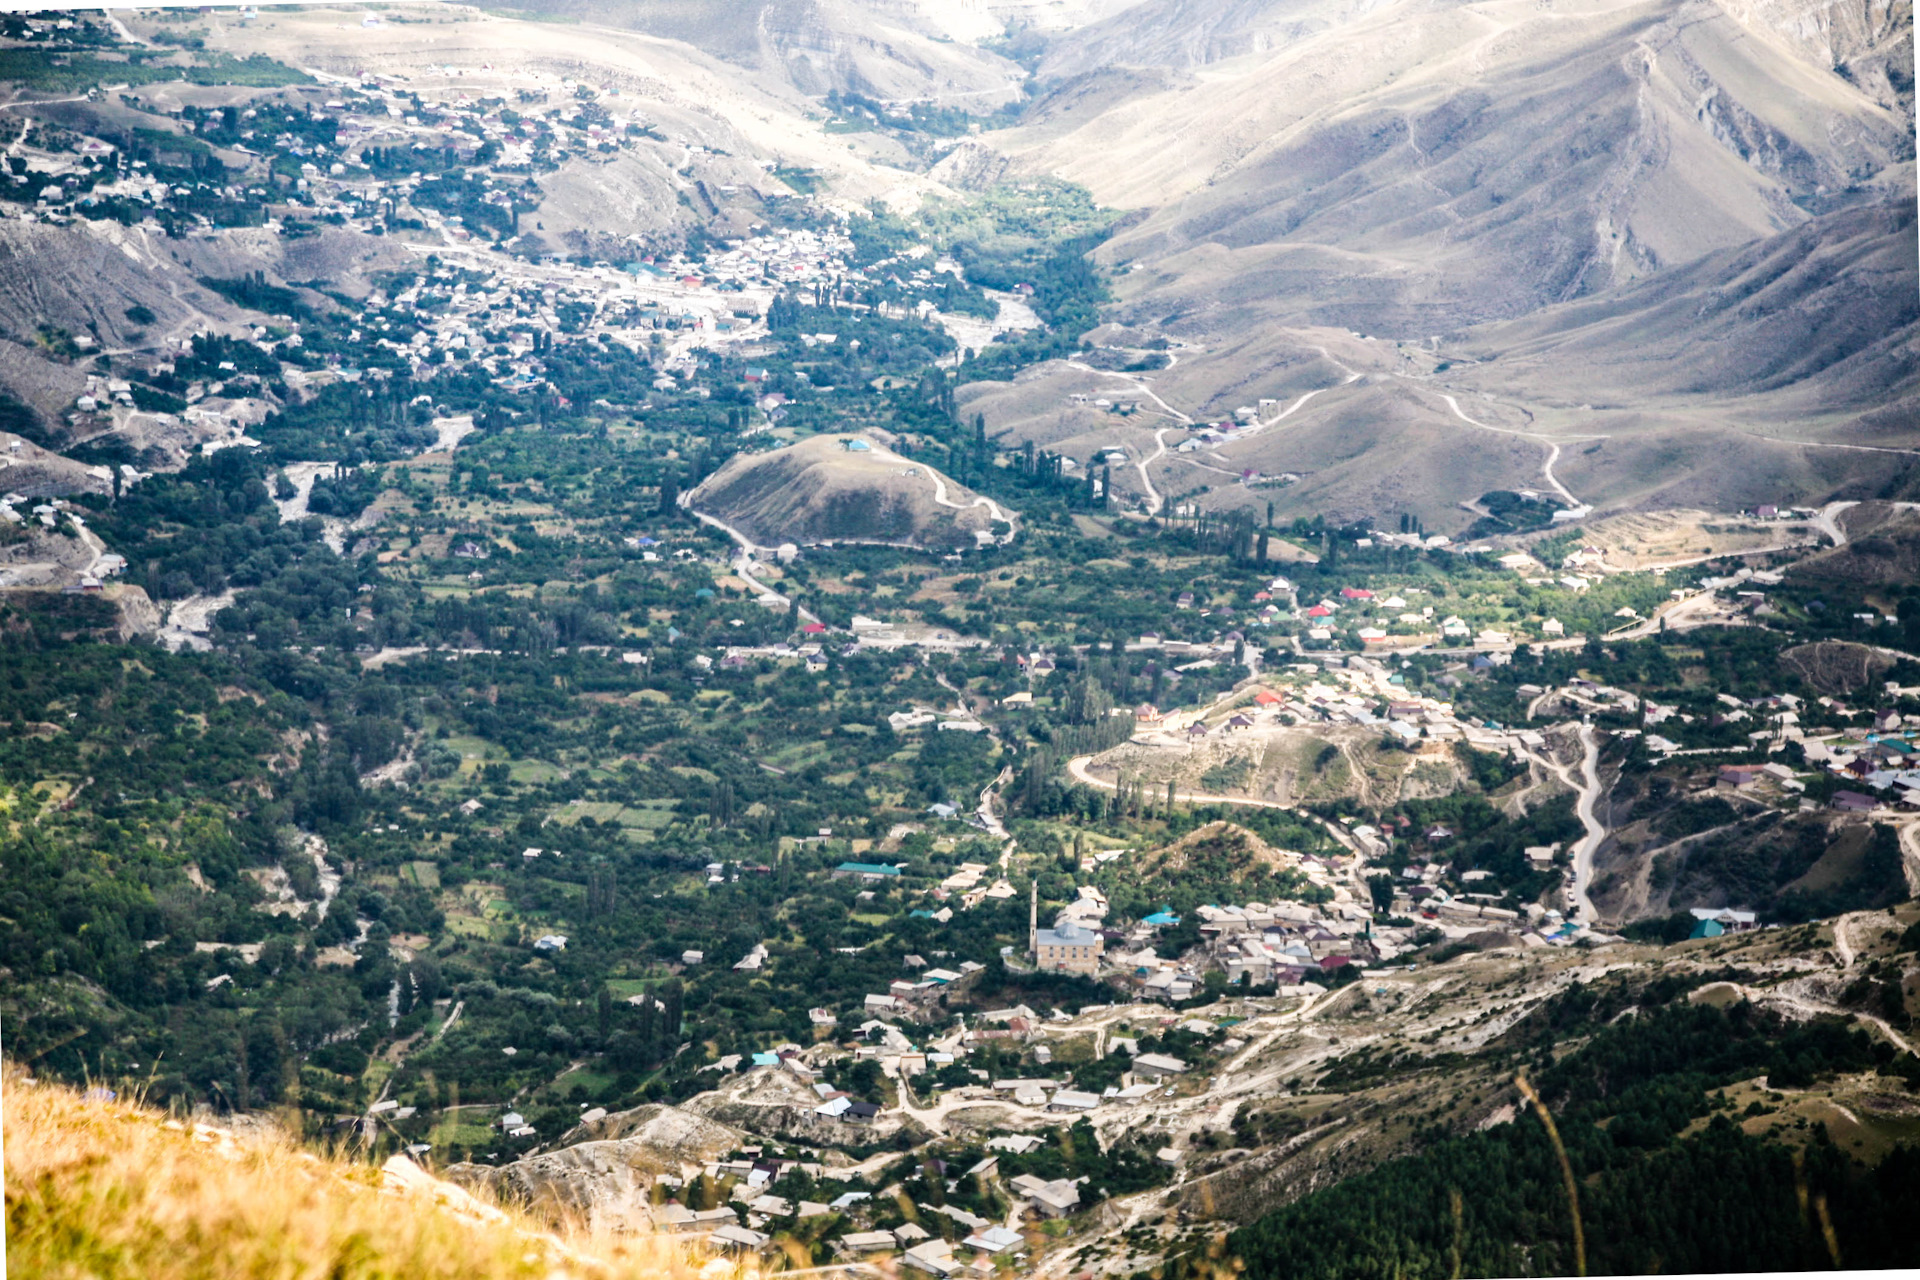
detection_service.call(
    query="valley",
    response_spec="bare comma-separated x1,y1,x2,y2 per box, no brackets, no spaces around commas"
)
0,1,1917,1278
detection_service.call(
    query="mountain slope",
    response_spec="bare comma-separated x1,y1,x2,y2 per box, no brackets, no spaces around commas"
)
1,1070,698,1280
1010,0,1911,334
1447,199,1920,422
945,0,1915,521
500,0,1028,102
687,433,1014,549
1037,0,1399,77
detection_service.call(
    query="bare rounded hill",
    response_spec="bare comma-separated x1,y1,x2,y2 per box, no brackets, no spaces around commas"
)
687,434,1015,551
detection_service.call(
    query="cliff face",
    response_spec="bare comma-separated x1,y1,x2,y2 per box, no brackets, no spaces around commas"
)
1716,0,1914,115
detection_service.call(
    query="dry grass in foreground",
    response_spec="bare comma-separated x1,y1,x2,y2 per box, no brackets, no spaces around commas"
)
3,1067,722,1280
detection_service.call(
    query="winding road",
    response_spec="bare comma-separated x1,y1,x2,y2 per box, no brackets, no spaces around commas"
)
1227,386,1335,443
65,516,117,583
1057,363,1190,517
1313,344,1365,385
1436,393,1598,510
1065,361,1194,426
1026,987,1346,1275
684,438,1018,555
682,505,823,624
1136,428,1171,515
977,765,1016,871
911,462,1018,542
1070,344,1364,517
1518,726,1604,924
1565,726,1605,925
1811,499,1920,548
1813,500,1860,547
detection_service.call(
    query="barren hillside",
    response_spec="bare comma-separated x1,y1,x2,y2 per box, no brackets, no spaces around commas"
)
687,433,1014,549
507,0,1028,102
1009,0,1909,329
930,0,1918,522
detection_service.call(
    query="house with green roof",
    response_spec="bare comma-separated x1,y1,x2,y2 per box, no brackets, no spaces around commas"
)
833,862,901,881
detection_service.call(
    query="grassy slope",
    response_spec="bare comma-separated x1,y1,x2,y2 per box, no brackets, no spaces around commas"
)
3,1070,705,1280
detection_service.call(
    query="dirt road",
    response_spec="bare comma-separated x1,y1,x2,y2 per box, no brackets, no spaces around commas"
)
1136,428,1171,515
1066,754,1295,813
1813,500,1860,547
1436,393,1599,510
912,462,1018,541
1225,387,1333,443
1064,361,1194,427
977,765,1016,870
1607,588,1735,641
1566,725,1605,924
681,506,824,624
1518,726,1604,923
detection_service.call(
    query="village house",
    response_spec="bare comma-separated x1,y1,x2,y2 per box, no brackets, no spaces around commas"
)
833,862,902,881
1008,1174,1082,1218
1689,907,1758,932
839,1231,899,1254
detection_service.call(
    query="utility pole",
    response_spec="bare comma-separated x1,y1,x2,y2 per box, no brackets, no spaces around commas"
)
1029,880,1038,962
